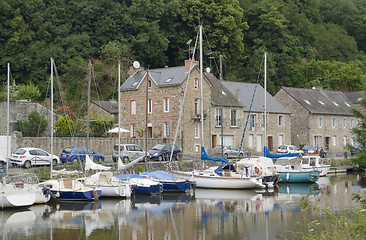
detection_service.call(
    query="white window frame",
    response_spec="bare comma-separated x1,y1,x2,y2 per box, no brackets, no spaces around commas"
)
230,109,237,127
194,78,199,89
148,99,153,113
343,136,347,146
343,119,347,128
194,98,200,116
131,100,136,115
332,118,337,128
279,134,284,146
130,124,136,137
319,117,323,128
216,108,222,127
163,122,170,137
314,135,322,146
333,135,337,146
194,122,200,138
249,134,254,148
148,80,152,91
250,115,256,131
350,119,354,128
278,115,284,126
163,98,169,113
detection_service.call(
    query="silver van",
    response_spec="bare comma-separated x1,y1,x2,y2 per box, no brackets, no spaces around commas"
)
112,144,148,162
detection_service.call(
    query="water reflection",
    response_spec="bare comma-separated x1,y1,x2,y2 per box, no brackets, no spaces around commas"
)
0,173,364,240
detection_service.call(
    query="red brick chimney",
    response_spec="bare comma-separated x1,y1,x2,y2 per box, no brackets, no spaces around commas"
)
185,58,199,72
129,66,144,76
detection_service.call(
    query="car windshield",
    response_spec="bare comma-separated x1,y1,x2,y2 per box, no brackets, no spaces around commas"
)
278,145,287,150
151,144,166,150
62,148,72,154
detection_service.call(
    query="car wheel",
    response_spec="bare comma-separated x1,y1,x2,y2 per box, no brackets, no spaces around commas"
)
239,153,243,158
52,159,57,166
224,153,228,159
24,161,31,169
123,156,129,163
112,157,117,163
0,161,4,169
72,158,79,164
97,157,103,163
143,156,149,162
158,155,163,161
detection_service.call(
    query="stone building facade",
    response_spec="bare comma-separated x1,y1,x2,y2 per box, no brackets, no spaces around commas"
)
119,60,292,155
275,87,358,154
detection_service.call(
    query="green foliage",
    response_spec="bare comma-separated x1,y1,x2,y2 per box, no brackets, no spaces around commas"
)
55,115,74,136
136,165,145,173
17,111,48,137
349,96,366,168
136,128,145,138
89,115,114,137
16,82,41,100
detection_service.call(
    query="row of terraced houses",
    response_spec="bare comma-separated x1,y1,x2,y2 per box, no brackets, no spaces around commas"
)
101,59,362,156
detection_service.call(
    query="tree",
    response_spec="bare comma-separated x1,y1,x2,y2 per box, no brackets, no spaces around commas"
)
55,115,74,136
90,115,114,137
349,97,366,168
17,111,48,137
16,82,41,100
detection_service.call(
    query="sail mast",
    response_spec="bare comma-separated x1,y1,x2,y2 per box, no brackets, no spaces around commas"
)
50,58,54,178
118,61,121,158
6,63,10,176
200,25,204,149
264,52,267,156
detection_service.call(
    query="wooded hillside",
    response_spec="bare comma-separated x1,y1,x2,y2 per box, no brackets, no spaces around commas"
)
1,0,365,116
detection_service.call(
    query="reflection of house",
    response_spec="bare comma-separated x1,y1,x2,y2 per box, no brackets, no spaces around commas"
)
275,87,358,153
119,59,292,154
90,100,118,123
223,81,292,152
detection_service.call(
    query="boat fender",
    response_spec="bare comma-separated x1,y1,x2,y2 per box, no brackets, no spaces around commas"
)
255,167,260,174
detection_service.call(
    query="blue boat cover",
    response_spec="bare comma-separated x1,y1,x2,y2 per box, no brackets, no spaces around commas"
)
201,147,229,163
140,171,175,180
264,146,300,158
0,169,4,173
115,174,144,180
214,164,237,176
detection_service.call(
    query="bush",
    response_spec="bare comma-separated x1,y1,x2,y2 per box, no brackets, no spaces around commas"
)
17,111,48,137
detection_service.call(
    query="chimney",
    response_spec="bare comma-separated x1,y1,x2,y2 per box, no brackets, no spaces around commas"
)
185,58,199,72
129,66,136,76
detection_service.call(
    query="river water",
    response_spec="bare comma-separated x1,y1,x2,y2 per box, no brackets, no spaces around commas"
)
0,172,364,240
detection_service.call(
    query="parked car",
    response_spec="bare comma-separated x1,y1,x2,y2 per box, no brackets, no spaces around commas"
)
112,144,148,162
148,143,182,161
302,145,327,158
277,145,303,155
10,147,61,168
351,144,363,156
60,147,104,164
214,145,244,159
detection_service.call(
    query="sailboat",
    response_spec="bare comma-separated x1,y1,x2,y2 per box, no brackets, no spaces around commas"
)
0,63,39,208
170,25,264,189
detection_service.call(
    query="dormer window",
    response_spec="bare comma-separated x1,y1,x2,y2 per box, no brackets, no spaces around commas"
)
132,82,138,86
333,101,339,106
304,100,311,105
318,100,325,105
344,102,350,107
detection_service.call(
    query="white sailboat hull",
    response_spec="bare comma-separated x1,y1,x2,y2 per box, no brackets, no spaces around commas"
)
0,184,37,208
171,171,263,189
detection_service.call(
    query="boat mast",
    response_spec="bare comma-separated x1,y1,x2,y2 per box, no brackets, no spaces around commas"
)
219,54,224,157
200,25,204,150
264,51,267,156
6,63,10,176
118,61,121,160
50,58,54,178
87,60,91,151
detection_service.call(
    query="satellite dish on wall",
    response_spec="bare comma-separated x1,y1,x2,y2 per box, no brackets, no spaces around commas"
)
133,61,140,69
206,67,211,73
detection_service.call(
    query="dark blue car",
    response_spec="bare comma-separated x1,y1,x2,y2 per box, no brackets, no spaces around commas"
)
60,147,104,163
148,144,181,161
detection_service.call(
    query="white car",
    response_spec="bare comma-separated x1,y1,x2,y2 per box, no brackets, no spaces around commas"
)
112,144,149,162
10,147,61,168
0,155,6,169
277,145,303,155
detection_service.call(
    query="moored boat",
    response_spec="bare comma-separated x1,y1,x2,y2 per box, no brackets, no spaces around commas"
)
274,157,320,183
115,174,163,195
300,155,330,177
140,171,192,193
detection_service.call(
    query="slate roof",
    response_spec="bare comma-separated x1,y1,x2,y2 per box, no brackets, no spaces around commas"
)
280,87,355,116
223,81,291,114
204,73,242,107
121,65,198,91
91,100,118,114
343,91,364,104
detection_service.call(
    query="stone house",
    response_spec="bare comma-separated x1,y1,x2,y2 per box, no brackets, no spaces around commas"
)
119,59,292,155
90,100,118,123
223,81,292,153
274,87,358,154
